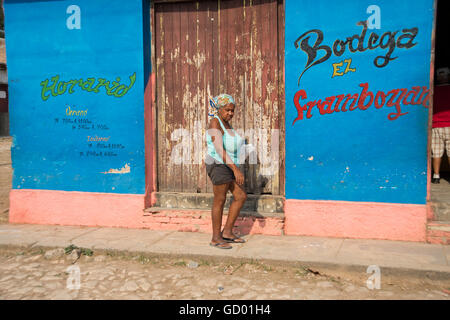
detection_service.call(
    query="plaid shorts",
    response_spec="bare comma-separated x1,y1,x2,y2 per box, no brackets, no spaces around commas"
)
432,127,450,158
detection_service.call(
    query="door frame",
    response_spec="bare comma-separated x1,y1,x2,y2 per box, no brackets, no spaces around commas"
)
145,0,286,207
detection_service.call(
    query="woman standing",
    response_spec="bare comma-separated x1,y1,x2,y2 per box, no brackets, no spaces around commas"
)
206,94,247,249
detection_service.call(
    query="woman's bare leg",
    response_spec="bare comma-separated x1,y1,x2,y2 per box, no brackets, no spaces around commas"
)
222,181,247,239
211,182,231,247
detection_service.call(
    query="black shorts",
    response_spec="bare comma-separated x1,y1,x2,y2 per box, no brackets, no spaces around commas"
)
205,156,238,185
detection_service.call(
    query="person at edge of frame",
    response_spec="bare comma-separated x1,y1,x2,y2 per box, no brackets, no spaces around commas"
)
431,67,450,184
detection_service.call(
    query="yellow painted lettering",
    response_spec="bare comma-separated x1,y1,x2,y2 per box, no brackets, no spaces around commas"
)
332,62,344,78
344,59,356,73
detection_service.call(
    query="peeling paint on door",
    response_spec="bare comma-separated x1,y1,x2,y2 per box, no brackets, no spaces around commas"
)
154,0,284,195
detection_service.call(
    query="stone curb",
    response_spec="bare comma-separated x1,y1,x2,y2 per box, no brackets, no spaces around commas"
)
0,223,449,281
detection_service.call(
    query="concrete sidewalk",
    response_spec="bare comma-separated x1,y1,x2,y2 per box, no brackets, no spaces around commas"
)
0,223,449,277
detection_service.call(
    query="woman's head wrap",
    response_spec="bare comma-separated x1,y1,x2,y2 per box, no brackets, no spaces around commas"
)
208,94,235,117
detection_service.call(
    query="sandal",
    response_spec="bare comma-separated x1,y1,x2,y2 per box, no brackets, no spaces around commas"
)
222,236,246,243
209,242,232,249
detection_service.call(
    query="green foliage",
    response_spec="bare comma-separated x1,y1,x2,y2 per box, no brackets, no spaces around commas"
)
173,260,187,267
137,255,151,265
81,248,93,256
64,244,93,256
64,244,77,255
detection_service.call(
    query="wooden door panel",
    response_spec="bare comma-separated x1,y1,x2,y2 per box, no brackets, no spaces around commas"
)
154,0,284,195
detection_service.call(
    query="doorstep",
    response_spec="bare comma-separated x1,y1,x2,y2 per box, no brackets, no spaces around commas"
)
143,207,285,236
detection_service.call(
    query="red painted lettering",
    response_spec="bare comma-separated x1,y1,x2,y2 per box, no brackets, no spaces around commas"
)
386,88,409,120
357,83,374,110
374,91,386,109
293,90,307,125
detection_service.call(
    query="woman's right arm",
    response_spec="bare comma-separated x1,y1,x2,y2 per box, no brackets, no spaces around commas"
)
208,119,244,185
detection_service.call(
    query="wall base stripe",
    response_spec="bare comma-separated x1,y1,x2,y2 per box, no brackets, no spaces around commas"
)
285,199,427,242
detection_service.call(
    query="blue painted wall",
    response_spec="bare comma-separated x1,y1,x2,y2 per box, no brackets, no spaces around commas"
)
285,0,434,204
5,0,150,194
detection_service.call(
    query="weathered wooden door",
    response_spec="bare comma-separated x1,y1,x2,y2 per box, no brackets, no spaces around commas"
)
154,0,284,196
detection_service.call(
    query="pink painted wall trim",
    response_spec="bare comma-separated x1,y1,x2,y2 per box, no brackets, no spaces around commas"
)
285,199,427,242
8,189,283,236
426,203,435,221
10,189,145,228
10,190,428,242
151,73,157,206
144,72,157,208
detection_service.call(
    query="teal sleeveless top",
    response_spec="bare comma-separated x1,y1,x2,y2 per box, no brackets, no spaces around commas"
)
206,115,245,165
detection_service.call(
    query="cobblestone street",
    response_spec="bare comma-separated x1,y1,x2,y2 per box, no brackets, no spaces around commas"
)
0,246,448,300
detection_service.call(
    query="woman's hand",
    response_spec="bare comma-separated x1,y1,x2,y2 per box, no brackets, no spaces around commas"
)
233,168,244,186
